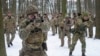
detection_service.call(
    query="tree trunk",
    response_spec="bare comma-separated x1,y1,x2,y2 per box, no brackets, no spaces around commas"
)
84,0,88,11
62,0,67,17
77,0,81,13
57,0,60,13
1,0,8,15
19,0,24,15
87,0,92,13
0,0,7,56
42,0,44,15
11,0,16,16
95,0,100,39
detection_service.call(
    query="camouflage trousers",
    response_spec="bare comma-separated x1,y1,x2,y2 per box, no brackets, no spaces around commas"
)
85,25,93,38
19,48,47,56
58,27,62,39
51,25,57,35
43,32,47,41
60,30,71,48
88,26,93,38
5,32,15,45
70,33,86,53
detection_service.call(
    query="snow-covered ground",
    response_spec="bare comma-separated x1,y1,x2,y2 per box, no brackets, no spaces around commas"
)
6,27,100,56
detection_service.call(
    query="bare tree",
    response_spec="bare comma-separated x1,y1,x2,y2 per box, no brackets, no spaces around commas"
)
0,0,7,56
77,0,81,13
62,0,67,17
1,0,8,15
57,0,60,13
95,0,100,39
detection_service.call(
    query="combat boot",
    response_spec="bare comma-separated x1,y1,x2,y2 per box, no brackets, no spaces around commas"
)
69,51,72,56
10,42,13,46
60,44,64,47
8,44,10,47
52,34,55,36
82,52,86,56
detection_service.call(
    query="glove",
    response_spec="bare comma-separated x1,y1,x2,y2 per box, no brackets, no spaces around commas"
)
60,27,63,30
55,25,58,27
67,20,70,24
26,21,30,25
30,19,34,22
31,27,42,33
34,27,42,32
31,30,35,33
41,19,44,22
42,42,47,51
26,20,34,25
69,28,75,33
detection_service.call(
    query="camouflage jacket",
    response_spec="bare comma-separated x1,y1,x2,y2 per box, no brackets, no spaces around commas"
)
3,16,16,33
25,24,44,49
74,17,93,34
57,16,63,26
42,17,50,32
50,17,58,26
20,18,45,49
18,17,25,27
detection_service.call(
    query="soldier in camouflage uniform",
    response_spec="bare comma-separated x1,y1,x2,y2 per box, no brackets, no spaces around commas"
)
59,19,65,46
69,13,93,56
60,17,73,48
19,5,47,56
82,12,94,38
51,15,56,35
42,14,50,40
18,14,25,27
57,13,63,39
18,14,25,37
88,12,94,38
51,14,58,35
3,11,16,47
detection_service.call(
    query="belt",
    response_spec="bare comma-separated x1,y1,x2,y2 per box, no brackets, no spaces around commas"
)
30,48,41,51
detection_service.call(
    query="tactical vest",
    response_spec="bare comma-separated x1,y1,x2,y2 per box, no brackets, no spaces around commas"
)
25,28,44,49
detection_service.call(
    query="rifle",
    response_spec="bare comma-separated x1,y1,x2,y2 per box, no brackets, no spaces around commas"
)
70,24,86,34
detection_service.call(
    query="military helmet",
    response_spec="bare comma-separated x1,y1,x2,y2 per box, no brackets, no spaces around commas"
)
82,12,89,17
26,5,38,15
